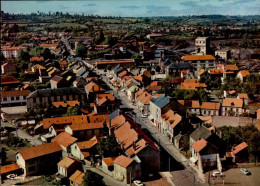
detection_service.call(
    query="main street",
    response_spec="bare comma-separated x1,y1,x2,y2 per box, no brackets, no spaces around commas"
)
98,70,207,184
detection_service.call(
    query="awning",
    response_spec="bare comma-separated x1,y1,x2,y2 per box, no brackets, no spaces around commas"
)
190,157,197,164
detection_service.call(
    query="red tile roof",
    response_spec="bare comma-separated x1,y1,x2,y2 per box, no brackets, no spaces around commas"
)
58,156,82,169
181,55,216,61
201,102,220,110
76,136,100,150
238,94,249,99
97,60,135,65
30,57,44,62
224,65,239,71
1,90,30,97
85,81,105,93
52,100,80,108
239,70,250,77
69,170,84,185
192,138,207,153
222,98,243,108
51,132,77,148
114,155,133,168
68,122,104,131
232,142,248,155
102,157,117,166
1,76,21,85
1,163,21,175
18,142,62,160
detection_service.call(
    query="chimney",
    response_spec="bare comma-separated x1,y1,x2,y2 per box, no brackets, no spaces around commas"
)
133,141,136,150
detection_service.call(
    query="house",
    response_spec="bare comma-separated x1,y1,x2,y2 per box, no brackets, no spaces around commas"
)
147,81,162,92
160,109,182,143
237,70,250,82
26,87,86,108
70,136,101,160
113,155,141,184
231,142,249,163
127,85,139,101
1,76,21,89
200,102,221,116
190,138,221,173
181,55,216,75
178,100,200,116
223,65,239,79
195,37,210,55
51,132,77,153
113,115,160,174
180,79,207,90
96,60,135,69
1,61,16,74
50,75,69,89
165,62,194,77
102,157,117,176
65,122,105,140
1,163,22,180
223,90,237,98
215,49,230,61
1,46,26,58
57,156,83,177
69,170,84,186
237,94,249,105
93,97,117,115
1,90,30,107
221,98,247,116
85,81,105,101
16,142,62,176
208,68,224,81
135,90,151,115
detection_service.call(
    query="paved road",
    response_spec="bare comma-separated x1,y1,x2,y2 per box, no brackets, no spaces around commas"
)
2,121,42,146
99,71,207,184
84,165,125,186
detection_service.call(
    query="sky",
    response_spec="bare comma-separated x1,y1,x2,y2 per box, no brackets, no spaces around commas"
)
1,0,260,17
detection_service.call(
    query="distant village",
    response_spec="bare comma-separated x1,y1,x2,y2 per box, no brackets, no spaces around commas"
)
1,13,260,186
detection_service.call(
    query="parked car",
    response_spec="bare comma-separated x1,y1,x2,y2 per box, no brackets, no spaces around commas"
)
133,180,144,186
212,171,222,177
141,114,148,118
240,168,251,175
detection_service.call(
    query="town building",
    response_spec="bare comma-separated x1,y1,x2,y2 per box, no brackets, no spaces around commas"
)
195,37,210,55
1,90,30,107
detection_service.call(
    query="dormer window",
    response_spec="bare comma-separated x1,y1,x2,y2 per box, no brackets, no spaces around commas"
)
231,102,235,107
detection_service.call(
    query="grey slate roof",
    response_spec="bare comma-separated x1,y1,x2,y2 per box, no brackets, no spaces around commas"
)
27,87,85,98
113,65,123,74
152,94,170,108
190,125,211,141
167,62,193,69
108,109,120,119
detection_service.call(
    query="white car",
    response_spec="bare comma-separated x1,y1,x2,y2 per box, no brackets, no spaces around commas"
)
133,180,143,186
212,171,222,177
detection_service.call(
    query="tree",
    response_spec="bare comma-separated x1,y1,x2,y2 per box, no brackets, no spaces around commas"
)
97,136,120,158
64,106,81,116
155,65,161,72
97,30,105,43
180,134,189,156
30,46,43,57
82,170,105,186
76,45,87,58
0,147,7,164
42,48,52,60
249,132,260,165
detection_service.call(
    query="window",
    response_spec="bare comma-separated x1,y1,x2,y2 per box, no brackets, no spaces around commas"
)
23,96,26,100
3,98,7,101
75,145,77,149
16,96,20,100
17,155,19,160
11,97,14,101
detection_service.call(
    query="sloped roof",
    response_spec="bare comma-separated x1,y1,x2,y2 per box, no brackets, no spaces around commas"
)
161,109,182,129
201,102,221,110
136,91,151,105
238,94,249,99
1,163,21,175
232,142,248,155
1,90,30,97
18,142,62,160
1,76,21,85
68,122,104,131
190,125,211,141
192,138,207,152
69,170,84,185
114,155,133,168
181,55,216,61
208,68,224,74
102,157,117,167
76,136,100,150
239,70,250,77
51,132,77,148
222,98,243,108
224,65,239,71
85,81,105,93
52,100,80,108
152,94,170,108
58,156,82,169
